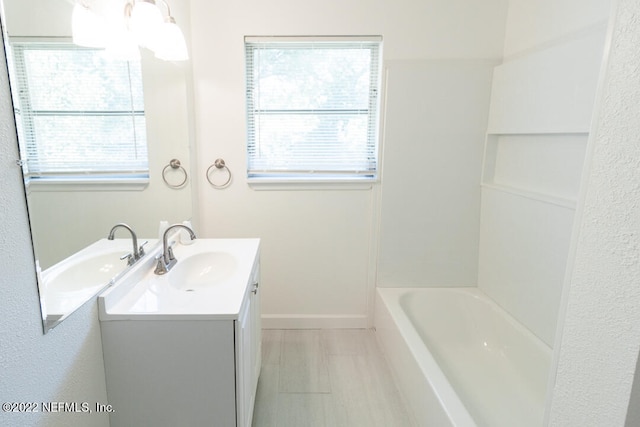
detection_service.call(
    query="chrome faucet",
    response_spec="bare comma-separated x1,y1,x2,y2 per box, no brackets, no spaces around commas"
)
154,223,196,275
107,223,146,266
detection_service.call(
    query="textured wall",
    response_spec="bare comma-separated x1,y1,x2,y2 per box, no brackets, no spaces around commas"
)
548,0,640,424
0,23,109,427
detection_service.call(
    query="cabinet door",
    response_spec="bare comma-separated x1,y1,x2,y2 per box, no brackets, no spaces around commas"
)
236,262,262,427
251,278,262,387
236,297,253,427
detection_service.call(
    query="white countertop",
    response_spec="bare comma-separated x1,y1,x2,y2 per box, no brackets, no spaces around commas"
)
99,238,260,321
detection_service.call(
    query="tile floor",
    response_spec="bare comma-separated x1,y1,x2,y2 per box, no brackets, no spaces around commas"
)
251,329,417,427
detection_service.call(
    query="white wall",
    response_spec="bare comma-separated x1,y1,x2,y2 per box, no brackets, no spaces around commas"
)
503,0,613,57
0,26,109,427
478,1,609,346
377,59,496,287
549,0,640,424
188,0,508,327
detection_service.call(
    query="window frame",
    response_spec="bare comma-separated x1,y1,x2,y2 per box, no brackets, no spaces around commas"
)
8,39,149,191
244,36,383,189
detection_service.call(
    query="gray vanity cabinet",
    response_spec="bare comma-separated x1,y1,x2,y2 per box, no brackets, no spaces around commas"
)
100,258,261,427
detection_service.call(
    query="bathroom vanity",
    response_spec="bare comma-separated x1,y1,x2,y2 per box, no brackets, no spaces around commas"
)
98,238,261,427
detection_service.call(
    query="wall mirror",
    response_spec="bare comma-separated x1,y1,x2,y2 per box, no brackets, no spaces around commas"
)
1,0,194,333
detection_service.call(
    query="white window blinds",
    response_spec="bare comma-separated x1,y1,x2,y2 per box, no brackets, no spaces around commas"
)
9,42,148,181
245,37,382,181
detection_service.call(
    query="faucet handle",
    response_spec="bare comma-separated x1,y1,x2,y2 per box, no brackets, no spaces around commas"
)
138,240,149,257
154,255,168,275
120,252,135,266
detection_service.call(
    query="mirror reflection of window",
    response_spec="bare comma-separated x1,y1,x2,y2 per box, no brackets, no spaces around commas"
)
8,42,149,185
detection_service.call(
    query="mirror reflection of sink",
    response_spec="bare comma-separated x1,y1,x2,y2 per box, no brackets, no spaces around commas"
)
43,248,133,316
168,252,238,290
47,251,130,293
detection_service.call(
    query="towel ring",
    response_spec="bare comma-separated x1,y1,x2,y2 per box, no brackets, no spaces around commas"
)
162,159,188,188
206,158,232,188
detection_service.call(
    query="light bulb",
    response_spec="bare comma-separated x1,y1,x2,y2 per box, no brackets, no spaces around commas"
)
128,0,163,49
154,17,189,61
72,3,108,48
104,28,141,61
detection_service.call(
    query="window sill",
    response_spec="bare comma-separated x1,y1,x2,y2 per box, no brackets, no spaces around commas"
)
25,176,149,193
248,177,376,191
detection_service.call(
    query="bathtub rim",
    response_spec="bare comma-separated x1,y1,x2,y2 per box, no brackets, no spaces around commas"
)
375,287,477,427
375,286,553,427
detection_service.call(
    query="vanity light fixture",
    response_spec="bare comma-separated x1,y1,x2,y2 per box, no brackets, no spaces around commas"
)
125,0,189,61
71,1,109,48
71,0,188,61
127,0,163,49
153,12,189,61
104,24,141,61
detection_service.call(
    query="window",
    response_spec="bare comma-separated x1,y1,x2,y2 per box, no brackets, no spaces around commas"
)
245,36,382,183
9,42,148,185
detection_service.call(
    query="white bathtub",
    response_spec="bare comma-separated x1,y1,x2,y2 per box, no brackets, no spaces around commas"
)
374,287,551,427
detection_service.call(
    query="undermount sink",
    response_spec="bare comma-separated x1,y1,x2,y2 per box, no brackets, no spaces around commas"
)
168,251,238,290
47,250,130,293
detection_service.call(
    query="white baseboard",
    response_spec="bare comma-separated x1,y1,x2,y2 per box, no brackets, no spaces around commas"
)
261,314,369,329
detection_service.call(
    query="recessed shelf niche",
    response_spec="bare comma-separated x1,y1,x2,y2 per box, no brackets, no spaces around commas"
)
481,133,588,209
